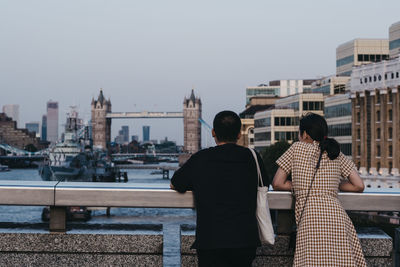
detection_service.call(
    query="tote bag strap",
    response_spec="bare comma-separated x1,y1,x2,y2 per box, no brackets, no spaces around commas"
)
249,148,264,187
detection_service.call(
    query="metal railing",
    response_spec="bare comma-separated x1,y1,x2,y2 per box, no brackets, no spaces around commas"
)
0,180,399,232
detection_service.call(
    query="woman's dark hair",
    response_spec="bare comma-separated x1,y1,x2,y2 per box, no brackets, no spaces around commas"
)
213,111,241,142
299,113,340,162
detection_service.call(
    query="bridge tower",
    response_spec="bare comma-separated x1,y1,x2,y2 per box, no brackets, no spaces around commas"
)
183,89,202,153
91,89,112,149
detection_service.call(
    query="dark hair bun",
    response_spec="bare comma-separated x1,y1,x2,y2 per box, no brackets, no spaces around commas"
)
320,138,340,160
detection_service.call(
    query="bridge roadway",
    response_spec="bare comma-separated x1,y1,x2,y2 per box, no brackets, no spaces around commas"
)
106,111,183,119
0,180,399,232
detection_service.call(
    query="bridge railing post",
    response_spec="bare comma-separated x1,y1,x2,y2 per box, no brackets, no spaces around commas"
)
49,206,67,233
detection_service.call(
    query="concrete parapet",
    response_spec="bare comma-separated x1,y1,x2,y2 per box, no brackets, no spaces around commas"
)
181,227,393,267
0,232,163,266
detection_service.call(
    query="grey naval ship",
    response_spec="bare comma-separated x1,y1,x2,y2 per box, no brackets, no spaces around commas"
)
39,108,117,182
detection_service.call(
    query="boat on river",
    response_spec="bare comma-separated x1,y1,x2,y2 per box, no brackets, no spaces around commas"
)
38,108,118,182
0,164,10,172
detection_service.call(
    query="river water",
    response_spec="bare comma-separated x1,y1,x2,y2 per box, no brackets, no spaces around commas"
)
0,166,196,266
0,165,195,225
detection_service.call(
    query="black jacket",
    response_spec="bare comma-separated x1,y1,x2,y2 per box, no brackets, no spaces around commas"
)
171,143,269,249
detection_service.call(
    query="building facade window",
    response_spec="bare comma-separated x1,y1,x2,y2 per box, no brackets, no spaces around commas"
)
357,112,360,123
388,109,393,121
336,55,354,67
389,127,393,139
324,103,351,118
328,123,352,137
254,117,271,128
254,132,271,141
376,110,381,122
389,145,393,157
376,128,380,140
340,143,352,156
274,131,298,142
303,101,324,111
273,117,299,126
377,145,381,157
357,129,361,139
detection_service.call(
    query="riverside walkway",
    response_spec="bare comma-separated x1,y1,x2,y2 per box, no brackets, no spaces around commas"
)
0,180,399,266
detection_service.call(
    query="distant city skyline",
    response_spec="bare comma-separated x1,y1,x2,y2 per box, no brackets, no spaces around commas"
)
1,1,399,145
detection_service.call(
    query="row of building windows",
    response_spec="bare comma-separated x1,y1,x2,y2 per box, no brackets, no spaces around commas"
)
328,123,352,137
356,127,393,140
303,101,324,111
287,102,299,111
274,131,298,141
254,132,271,141
340,143,352,156
254,118,271,128
359,72,399,84
311,85,330,95
254,131,298,142
355,91,394,105
246,88,280,96
324,103,351,118
334,84,346,94
357,54,389,62
336,55,354,67
375,109,393,122
389,38,400,50
375,144,393,157
274,117,299,126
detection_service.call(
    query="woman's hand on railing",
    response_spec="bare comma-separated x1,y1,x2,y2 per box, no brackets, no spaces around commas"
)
272,167,292,191
339,170,365,193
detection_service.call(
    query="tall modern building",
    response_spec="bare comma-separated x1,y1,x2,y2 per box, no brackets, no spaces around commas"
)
336,39,389,76
25,122,40,137
246,79,315,106
41,115,47,141
121,126,129,143
142,126,150,142
46,101,59,143
2,104,19,127
389,21,400,59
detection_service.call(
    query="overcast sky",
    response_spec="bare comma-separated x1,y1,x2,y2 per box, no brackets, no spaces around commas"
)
1,0,399,146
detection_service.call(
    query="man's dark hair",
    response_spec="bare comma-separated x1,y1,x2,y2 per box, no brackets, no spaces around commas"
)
213,111,241,142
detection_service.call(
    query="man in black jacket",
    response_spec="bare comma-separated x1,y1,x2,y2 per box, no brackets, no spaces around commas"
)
170,110,268,267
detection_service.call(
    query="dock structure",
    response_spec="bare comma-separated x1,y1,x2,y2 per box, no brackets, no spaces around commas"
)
115,164,178,179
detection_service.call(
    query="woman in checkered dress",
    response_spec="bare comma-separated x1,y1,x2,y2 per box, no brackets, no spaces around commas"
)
272,113,366,266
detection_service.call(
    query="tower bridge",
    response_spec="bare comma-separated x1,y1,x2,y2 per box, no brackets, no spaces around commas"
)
91,89,201,154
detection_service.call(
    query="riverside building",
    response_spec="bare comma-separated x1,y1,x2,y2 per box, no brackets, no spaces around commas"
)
389,21,400,59
310,76,350,95
253,93,324,151
246,79,315,106
350,56,400,188
336,39,389,76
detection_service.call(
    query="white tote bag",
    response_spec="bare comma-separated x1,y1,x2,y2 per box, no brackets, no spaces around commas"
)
249,148,275,245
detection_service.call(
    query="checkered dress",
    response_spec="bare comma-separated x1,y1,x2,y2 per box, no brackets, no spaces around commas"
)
276,141,366,267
